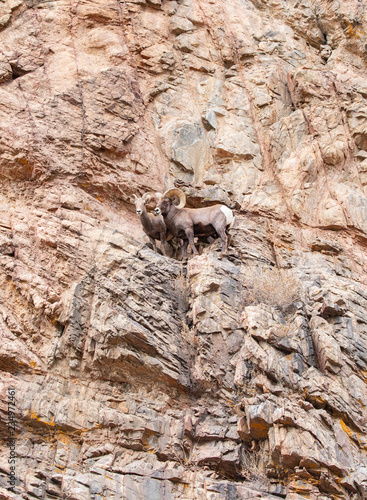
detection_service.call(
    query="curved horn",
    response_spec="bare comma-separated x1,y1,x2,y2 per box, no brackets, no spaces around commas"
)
133,194,138,200
163,188,186,209
142,192,151,203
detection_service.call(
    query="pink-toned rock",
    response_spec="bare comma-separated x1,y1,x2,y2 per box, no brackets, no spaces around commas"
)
0,0,366,498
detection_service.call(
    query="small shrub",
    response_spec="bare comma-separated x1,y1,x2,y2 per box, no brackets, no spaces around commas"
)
168,263,191,312
176,264,190,297
241,441,269,482
170,264,190,299
181,320,197,348
243,266,301,313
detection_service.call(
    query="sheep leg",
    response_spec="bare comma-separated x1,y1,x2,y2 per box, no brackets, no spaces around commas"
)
181,239,189,260
213,224,228,258
160,232,167,256
226,229,232,249
168,240,177,259
176,239,184,260
149,236,157,253
185,228,197,256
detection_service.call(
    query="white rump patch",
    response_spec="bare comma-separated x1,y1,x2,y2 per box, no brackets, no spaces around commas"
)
220,206,234,228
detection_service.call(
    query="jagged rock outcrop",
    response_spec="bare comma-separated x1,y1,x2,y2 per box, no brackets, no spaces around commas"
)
0,0,367,498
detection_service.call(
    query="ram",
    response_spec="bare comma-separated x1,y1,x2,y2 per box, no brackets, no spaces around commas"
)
154,188,234,259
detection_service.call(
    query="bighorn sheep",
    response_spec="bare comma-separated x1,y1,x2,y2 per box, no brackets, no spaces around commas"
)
154,188,234,258
133,193,169,255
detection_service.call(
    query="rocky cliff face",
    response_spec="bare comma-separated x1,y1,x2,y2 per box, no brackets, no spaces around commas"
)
1,0,367,498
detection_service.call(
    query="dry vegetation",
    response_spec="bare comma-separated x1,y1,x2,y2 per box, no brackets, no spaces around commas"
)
243,266,301,313
241,441,269,482
171,263,191,300
181,320,197,348
169,264,198,351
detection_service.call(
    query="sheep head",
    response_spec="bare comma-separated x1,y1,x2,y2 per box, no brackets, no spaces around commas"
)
133,192,151,215
155,188,186,216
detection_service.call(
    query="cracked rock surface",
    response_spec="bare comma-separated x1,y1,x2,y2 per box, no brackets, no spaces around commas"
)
1,0,367,498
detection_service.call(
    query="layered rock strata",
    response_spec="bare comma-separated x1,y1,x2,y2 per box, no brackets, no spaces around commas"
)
0,0,367,498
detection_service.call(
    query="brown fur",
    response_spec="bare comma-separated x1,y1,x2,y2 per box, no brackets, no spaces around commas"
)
155,195,233,259
133,193,169,255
